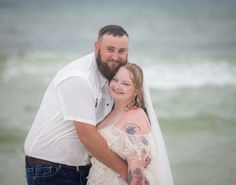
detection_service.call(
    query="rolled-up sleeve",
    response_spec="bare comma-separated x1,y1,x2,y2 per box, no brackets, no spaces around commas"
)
56,76,96,125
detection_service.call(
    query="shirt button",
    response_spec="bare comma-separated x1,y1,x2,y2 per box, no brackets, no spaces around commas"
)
107,104,109,106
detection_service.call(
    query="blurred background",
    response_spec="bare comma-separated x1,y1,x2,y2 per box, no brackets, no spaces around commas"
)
0,0,236,184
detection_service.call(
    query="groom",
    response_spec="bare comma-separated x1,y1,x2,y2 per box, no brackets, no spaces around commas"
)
24,25,129,185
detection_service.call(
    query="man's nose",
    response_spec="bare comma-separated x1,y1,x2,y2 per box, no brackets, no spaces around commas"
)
111,52,119,61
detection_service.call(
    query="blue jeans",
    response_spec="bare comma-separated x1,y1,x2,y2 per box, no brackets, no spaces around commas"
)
25,162,91,185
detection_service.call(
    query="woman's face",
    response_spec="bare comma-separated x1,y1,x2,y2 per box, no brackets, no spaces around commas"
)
109,66,136,103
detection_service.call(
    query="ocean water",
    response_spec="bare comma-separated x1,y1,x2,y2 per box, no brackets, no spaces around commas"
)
0,0,236,185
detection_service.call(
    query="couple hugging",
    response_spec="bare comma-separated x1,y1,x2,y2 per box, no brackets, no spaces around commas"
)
24,25,174,185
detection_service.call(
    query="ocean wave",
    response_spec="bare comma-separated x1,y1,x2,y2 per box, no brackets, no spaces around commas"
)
143,59,236,89
0,52,77,83
1,53,236,89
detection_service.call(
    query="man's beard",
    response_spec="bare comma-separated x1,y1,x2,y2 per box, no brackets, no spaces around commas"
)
96,49,127,81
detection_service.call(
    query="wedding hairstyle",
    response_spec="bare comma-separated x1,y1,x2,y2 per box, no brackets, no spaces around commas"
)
123,63,148,115
97,25,129,41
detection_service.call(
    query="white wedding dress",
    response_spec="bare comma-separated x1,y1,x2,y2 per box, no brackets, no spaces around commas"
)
87,125,156,185
87,80,174,185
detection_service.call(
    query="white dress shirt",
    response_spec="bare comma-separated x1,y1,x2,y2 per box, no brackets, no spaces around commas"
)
24,53,113,166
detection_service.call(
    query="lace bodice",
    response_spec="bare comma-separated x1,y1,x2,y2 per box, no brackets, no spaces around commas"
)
87,125,154,185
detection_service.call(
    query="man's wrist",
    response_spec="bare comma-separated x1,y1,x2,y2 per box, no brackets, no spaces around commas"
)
120,171,128,183
119,163,128,183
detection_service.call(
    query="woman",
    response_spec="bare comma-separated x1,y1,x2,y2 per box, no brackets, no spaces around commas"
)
87,63,174,185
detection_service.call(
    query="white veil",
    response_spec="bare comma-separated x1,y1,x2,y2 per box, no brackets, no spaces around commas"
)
143,79,174,185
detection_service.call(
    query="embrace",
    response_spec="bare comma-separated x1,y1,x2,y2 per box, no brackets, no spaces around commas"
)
24,25,174,185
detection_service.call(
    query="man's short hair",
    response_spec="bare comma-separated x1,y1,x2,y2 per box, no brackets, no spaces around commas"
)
98,25,128,41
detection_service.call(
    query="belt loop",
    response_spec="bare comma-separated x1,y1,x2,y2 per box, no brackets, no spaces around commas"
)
76,166,79,172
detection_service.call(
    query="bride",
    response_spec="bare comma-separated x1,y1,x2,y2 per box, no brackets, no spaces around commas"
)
87,63,174,185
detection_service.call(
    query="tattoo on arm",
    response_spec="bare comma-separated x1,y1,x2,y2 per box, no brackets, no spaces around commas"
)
124,123,141,135
142,136,149,145
124,123,141,144
128,170,133,184
133,168,144,185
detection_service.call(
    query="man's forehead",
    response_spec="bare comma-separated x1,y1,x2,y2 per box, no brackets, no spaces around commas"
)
100,34,128,48
100,34,128,42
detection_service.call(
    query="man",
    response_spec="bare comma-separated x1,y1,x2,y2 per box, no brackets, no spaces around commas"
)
24,25,129,185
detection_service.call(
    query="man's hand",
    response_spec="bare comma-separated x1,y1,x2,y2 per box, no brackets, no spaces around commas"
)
144,156,151,185
144,156,151,168
145,177,150,185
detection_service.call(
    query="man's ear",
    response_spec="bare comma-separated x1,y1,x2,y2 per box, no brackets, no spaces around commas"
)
94,41,99,57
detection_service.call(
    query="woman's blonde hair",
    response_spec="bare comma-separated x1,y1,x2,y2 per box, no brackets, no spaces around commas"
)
123,63,147,114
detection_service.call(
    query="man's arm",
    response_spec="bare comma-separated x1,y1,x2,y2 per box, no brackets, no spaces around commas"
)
56,76,127,180
74,121,128,182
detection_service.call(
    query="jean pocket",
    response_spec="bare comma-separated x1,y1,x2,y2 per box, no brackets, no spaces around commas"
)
34,164,61,181
26,167,34,176
25,167,34,184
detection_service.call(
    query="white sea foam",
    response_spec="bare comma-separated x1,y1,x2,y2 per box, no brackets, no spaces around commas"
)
1,53,236,89
0,52,76,83
143,59,236,89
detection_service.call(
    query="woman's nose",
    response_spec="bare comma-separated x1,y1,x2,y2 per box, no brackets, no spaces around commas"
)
114,82,122,91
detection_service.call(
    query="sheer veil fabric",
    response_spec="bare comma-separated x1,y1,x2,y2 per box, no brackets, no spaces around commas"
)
143,79,174,185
